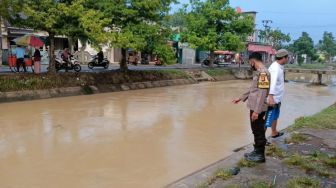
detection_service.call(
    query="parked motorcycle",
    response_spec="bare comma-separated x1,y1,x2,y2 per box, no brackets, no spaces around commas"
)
55,56,81,72
127,54,138,66
88,55,110,69
201,55,231,67
141,55,149,65
201,56,219,67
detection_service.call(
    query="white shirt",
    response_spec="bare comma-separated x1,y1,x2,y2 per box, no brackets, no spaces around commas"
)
268,61,284,103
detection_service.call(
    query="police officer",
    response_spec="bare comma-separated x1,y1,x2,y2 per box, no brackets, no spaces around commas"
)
232,52,270,163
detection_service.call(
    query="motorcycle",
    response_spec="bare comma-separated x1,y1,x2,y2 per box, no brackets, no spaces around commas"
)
88,55,110,69
201,55,231,67
55,56,81,72
141,55,149,65
127,54,138,66
201,56,219,67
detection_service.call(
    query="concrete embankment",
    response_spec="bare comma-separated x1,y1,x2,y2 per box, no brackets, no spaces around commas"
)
0,68,249,103
0,78,197,103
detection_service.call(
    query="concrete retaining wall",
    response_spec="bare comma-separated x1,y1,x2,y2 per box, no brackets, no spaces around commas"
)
232,69,253,79
0,78,197,103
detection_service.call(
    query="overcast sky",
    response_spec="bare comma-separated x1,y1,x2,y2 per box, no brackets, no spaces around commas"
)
172,0,336,43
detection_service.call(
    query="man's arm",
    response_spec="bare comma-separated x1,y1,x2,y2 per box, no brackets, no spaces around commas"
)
240,90,250,102
268,67,278,105
232,89,249,104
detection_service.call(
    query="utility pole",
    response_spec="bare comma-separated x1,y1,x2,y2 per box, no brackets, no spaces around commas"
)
262,20,273,44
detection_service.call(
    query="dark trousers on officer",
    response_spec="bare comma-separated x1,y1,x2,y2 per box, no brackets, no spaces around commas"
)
250,111,267,150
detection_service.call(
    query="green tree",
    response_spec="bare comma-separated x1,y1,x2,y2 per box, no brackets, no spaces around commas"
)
84,0,177,71
259,29,291,50
318,31,336,63
164,7,188,29
0,0,106,73
180,0,254,66
291,32,318,65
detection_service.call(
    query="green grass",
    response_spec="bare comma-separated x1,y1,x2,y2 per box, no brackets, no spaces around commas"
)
207,168,234,185
197,168,235,187
265,144,287,159
0,70,190,92
0,75,71,92
205,68,232,77
310,151,336,168
290,104,336,130
225,185,241,188
196,183,209,188
285,132,309,144
81,85,94,95
323,155,336,168
237,159,258,168
284,153,334,178
154,69,190,79
250,181,271,188
265,145,286,158
287,177,320,188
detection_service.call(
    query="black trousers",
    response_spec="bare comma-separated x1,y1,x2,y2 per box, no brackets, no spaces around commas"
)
16,58,27,72
250,110,267,149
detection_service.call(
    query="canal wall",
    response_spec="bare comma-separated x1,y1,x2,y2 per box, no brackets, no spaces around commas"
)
0,78,197,103
285,72,336,85
0,69,250,103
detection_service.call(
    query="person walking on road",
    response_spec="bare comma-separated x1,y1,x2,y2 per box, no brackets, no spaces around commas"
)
232,52,270,163
265,49,289,138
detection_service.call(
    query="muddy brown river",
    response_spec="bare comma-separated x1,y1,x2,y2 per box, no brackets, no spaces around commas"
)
0,81,335,188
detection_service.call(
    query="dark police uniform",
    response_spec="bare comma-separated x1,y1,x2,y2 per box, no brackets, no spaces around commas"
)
239,67,270,161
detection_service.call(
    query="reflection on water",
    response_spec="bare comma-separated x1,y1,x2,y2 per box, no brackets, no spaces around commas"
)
0,81,335,188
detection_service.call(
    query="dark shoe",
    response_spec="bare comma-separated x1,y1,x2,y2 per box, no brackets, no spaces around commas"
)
228,167,240,176
244,145,258,158
244,150,257,158
272,132,284,138
245,149,265,163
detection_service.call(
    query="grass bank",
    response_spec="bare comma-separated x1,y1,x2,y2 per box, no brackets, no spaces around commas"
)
0,70,190,92
289,103,336,130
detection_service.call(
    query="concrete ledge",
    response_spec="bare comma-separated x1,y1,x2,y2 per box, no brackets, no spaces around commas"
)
232,69,253,79
165,144,253,188
0,78,197,103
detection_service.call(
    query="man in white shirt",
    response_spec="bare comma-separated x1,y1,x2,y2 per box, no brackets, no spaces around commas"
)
266,49,289,138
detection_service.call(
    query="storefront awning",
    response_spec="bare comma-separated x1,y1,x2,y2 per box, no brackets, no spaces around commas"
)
248,44,276,55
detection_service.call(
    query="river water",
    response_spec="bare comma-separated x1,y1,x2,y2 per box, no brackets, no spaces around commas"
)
0,81,335,188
